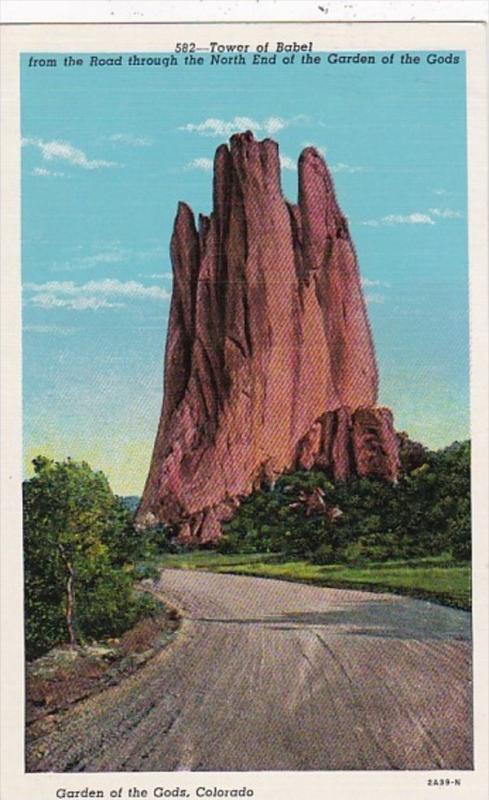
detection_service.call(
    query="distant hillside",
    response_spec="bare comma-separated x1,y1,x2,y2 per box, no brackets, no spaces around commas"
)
119,496,140,513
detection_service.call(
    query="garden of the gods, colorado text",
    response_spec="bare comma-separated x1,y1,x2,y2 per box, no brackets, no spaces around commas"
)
54,787,254,798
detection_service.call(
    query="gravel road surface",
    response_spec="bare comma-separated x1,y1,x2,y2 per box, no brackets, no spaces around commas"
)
27,569,472,772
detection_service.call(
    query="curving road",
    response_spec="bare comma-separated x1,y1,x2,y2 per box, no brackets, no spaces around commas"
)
27,569,472,772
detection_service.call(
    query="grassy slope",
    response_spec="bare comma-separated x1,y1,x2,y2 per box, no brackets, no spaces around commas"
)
156,552,471,610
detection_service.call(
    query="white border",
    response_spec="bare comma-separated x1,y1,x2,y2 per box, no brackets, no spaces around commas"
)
0,1,488,24
1,17,488,800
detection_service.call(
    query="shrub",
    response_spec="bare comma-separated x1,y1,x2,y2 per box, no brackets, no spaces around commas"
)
310,543,336,565
133,562,161,581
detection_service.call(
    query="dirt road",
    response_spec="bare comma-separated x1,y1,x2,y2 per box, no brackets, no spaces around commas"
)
27,569,472,772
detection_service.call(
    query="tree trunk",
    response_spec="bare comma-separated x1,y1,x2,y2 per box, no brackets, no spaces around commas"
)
65,562,77,647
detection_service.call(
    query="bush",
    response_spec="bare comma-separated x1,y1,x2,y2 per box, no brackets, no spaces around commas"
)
310,543,336,565
76,562,145,641
133,562,161,581
446,497,471,561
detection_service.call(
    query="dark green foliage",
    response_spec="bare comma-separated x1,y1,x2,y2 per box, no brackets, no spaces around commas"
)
24,456,152,660
220,440,471,565
309,542,336,565
134,524,185,557
75,561,145,641
133,561,162,581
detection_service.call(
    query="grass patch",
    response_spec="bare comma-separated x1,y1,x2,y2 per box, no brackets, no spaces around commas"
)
157,552,471,610
156,551,282,570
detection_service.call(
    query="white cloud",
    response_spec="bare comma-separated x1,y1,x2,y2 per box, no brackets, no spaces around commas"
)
179,115,305,138
185,157,213,172
23,324,76,334
51,242,165,273
139,272,173,280
361,212,436,227
24,278,171,311
30,294,123,311
331,162,364,174
71,246,129,269
26,278,170,300
365,293,385,305
107,133,153,147
361,208,462,228
362,277,390,288
384,213,435,225
137,246,166,261
361,220,380,228
428,207,462,219
51,250,128,273
31,166,65,177
362,277,380,287
22,137,118,170
262,116,290,134
280,155,297,172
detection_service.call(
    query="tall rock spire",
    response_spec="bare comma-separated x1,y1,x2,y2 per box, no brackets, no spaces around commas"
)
137,132,399,541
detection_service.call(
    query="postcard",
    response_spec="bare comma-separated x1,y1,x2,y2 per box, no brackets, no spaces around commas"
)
1,18,487,800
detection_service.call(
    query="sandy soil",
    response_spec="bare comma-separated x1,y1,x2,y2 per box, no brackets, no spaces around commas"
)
26,569,472,772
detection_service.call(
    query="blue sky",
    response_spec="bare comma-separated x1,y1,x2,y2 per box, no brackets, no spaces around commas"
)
21,51,468,494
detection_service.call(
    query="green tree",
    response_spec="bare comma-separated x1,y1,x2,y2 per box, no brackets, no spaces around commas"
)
24,456,145,659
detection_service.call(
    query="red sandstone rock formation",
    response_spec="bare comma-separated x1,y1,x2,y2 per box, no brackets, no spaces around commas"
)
137,131,399,542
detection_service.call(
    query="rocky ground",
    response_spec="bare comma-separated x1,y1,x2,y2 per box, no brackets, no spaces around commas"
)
26,594,180,742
